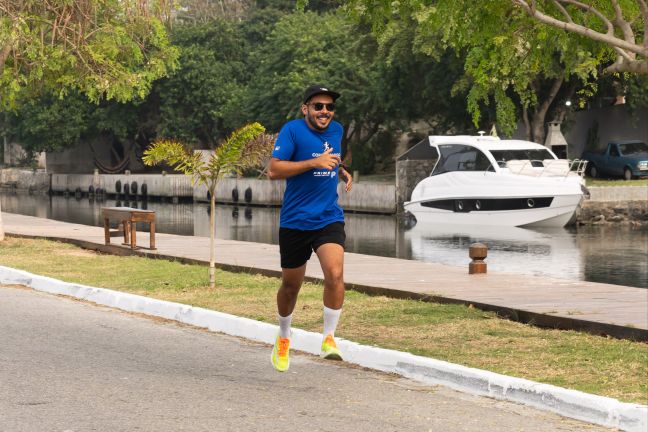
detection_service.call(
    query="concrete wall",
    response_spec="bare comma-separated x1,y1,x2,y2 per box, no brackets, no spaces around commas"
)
44,137,145,174
197,177,285,206
395,159,436,210
50,173,194,198
588,185,648,202
510,105,647,159
47,173,397,213
2,142,45,169
564,106,648,158
3,142,27,165
338,181,396,214
45,141,98,174
8,170,644,214
0,169,49,192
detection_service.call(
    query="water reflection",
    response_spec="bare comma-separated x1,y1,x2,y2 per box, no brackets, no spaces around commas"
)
405,224,583,281
2,192,646,288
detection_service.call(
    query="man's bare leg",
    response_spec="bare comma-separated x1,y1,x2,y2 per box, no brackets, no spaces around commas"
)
315,243,345,309
316,243,345,360
271,264,307,371
277,264,307,317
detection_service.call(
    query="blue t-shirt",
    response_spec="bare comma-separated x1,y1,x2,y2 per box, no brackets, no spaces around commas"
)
272,119,345,230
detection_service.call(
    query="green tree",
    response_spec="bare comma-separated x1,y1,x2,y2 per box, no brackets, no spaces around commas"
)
344,0,631,143
142,122,273,288
1,19,247,160
513,0,647,74
2,92,91,154
1,90,146,158
4,4,475,179
243,10,472,172
0,0,178,108
0,0,178,241
154,20,249,147
242,10,382,167
174,0,253,22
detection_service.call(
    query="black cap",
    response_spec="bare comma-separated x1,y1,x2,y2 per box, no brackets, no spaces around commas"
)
303,84,340,103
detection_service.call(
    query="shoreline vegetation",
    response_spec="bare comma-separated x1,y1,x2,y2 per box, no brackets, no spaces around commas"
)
0,237,646,405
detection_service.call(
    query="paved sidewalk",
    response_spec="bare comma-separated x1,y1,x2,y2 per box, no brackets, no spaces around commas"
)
4,212,647,340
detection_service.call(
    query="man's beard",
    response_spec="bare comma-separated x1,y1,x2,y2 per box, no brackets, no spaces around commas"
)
306,111,331,131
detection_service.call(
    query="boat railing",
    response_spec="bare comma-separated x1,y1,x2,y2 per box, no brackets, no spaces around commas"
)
541,159,570,177
541,159,588,178
569,159,588,177
506,159,588,178
505,159,542,176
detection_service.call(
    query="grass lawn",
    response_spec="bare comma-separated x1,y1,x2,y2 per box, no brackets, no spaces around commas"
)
1,237,646,404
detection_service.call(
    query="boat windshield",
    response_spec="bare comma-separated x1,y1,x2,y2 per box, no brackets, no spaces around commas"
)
489,149,555,168
432,144,493,175
619,142,648,155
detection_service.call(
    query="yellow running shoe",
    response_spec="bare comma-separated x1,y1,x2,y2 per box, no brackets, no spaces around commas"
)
271,335,290,372
320,334,343,360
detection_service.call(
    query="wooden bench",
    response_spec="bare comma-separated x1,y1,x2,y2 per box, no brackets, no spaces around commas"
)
102,207,156,250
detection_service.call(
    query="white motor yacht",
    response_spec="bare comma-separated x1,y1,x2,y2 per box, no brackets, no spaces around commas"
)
403,135,588,227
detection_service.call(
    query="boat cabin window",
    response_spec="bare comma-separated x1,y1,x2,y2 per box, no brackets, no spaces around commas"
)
489,149,555,168
432,144,493,175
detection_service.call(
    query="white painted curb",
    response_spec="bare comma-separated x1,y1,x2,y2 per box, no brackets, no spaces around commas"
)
1,265,646,432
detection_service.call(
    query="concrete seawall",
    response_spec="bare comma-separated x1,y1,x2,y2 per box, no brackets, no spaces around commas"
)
0,169,49,192
589,185,648,201
1,169,645,218
38,171,396,214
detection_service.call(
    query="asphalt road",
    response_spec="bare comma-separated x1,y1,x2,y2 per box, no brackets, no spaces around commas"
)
0,286,607,432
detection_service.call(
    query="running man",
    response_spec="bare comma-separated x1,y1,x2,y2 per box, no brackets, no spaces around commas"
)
267,84,353,372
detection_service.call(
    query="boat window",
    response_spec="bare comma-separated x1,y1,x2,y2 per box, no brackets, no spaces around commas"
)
618,142,647,155
490,149,554,167
432,144,493,175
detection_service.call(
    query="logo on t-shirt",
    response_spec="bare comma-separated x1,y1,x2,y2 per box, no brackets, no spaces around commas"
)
323,141,330,152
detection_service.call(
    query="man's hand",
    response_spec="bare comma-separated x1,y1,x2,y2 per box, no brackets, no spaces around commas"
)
339,166,353,192
267,148,346,180
312,147,341,171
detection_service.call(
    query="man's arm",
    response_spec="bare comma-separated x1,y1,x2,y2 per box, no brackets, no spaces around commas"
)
338,166,353,192
267,147,341,180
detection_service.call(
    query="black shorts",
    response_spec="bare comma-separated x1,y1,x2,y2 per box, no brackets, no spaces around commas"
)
279,222,346,269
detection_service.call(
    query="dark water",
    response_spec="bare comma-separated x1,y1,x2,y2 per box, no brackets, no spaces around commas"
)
2,192,647,288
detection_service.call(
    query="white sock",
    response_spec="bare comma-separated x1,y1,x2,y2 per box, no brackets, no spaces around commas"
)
323,306,342,338
278,314,292,338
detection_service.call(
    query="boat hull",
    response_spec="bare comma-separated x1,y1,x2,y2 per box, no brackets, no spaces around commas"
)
404,194,582,227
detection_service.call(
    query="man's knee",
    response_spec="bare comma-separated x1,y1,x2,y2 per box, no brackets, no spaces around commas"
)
280,279,303,295
325,270,344,289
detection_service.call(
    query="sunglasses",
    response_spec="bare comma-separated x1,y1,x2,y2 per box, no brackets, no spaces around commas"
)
308,102,336,112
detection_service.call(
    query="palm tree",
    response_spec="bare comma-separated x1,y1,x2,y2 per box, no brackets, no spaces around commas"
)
142,122,273,288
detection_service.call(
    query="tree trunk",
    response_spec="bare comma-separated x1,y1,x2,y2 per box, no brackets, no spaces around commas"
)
522,106,532,141
0,199,4,242
209,187,216,289
528,75,565,144
530,116,546,144
0,43,12,74
605,59,648,74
